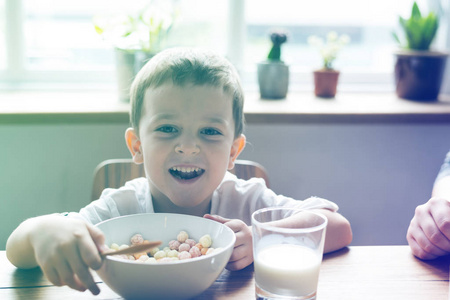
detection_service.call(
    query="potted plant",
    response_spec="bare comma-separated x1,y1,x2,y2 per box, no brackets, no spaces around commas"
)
94,4,177,102
257,30,289,99
308,31,350,98
392,1,448,101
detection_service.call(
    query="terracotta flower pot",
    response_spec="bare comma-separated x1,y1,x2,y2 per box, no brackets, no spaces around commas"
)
313,69,340,98
394,51,448,101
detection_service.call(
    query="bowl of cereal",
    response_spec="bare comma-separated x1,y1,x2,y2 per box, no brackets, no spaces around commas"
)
95,213,236,299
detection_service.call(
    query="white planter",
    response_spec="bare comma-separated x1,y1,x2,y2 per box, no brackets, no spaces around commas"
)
257,61,289,99
115,49,154,102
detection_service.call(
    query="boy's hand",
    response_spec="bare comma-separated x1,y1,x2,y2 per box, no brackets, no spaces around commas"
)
407,197,450,260
203,214,253,270
29,216,106,295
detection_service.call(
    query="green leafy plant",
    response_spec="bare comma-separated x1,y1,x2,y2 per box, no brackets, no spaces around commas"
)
308,31,350,70
392,1,439,50
267,31,288,61
93,3,177,53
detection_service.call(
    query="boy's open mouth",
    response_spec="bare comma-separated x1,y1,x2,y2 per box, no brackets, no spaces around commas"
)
169,167,205,180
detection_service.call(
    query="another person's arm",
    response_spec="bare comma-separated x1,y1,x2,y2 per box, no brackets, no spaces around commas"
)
407,152,450,259
432,176,450,199
6,214,105,294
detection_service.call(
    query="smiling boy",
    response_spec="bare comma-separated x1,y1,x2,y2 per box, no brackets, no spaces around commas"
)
128,83,243,216
6,47,352,295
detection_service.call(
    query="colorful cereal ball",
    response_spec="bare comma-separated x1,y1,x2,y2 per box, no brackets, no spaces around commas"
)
145,257,157,264
177,231,189,243
118,244,130,250
110,243,120,250
178,251,192,260
199,234,212,248
134,252,148,260
189,246,201,258
201,247,209,255
167,249,179,258
159,257,176,263
130,233,144,245
169,240,181,250
138,255,150,262
154,250,167,260
149,247,160,257
206,248,215,255
178,243,191,252
185,239,196,248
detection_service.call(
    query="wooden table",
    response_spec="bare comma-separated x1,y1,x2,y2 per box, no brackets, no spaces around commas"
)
1,246,449,299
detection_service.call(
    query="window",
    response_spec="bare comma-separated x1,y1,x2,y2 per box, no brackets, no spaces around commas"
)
1,0,449,91
0,0,5,70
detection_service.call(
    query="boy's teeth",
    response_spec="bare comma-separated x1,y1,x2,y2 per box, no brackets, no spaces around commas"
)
170,166,205,180
172,167,200,173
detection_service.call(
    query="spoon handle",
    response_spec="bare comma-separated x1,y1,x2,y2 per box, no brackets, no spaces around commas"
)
101,240,162,257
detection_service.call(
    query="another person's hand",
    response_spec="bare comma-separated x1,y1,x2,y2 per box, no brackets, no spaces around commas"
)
407,197,450,260
29,216,106,294
203,214,253,270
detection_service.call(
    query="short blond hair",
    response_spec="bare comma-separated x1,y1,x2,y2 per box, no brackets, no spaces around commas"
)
129,47,245,138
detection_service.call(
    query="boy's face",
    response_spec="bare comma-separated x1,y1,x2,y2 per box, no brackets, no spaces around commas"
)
126,82,245,211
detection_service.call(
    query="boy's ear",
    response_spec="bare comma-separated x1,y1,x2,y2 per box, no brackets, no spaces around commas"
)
125,128,143,164
228,134,246,170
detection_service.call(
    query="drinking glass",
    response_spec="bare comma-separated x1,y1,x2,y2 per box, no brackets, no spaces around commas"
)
252,207,327,300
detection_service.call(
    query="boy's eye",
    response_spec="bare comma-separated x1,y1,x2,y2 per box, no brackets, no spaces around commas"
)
156,126,178,133
201,128,222,136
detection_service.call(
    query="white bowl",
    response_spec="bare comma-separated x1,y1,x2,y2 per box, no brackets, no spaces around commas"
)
95,213,236,299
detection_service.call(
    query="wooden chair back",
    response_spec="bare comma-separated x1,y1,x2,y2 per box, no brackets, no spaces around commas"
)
92,158,269,201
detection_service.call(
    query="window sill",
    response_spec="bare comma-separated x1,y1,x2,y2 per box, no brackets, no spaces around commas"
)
1,90,450,124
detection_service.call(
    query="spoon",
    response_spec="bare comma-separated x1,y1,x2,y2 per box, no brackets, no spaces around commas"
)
101,240,162,257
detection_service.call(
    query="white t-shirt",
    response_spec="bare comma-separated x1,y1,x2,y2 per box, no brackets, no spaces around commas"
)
69,172,338,225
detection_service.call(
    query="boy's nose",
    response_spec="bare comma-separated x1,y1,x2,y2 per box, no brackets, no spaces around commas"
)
175,143,200,155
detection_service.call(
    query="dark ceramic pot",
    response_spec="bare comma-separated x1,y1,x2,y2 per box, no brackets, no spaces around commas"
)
394,51,448,101
313,69,340,98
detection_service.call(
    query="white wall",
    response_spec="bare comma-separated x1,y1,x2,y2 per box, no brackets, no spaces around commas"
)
1,121,450,249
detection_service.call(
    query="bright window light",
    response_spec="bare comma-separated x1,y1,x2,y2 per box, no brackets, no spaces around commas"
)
0,0,5,70
1,0,448,90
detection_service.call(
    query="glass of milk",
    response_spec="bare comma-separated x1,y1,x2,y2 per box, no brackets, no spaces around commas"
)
252,207,327,300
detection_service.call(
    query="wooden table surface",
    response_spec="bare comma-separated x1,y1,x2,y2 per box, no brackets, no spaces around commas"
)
1,246,449,299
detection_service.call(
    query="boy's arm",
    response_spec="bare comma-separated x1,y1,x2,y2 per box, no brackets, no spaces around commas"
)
272,209,352,253
310,209,353,253
6,214,105,294
6,216,41,268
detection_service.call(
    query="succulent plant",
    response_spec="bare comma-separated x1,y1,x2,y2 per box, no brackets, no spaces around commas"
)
267,31,287,61
392,1,439,51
